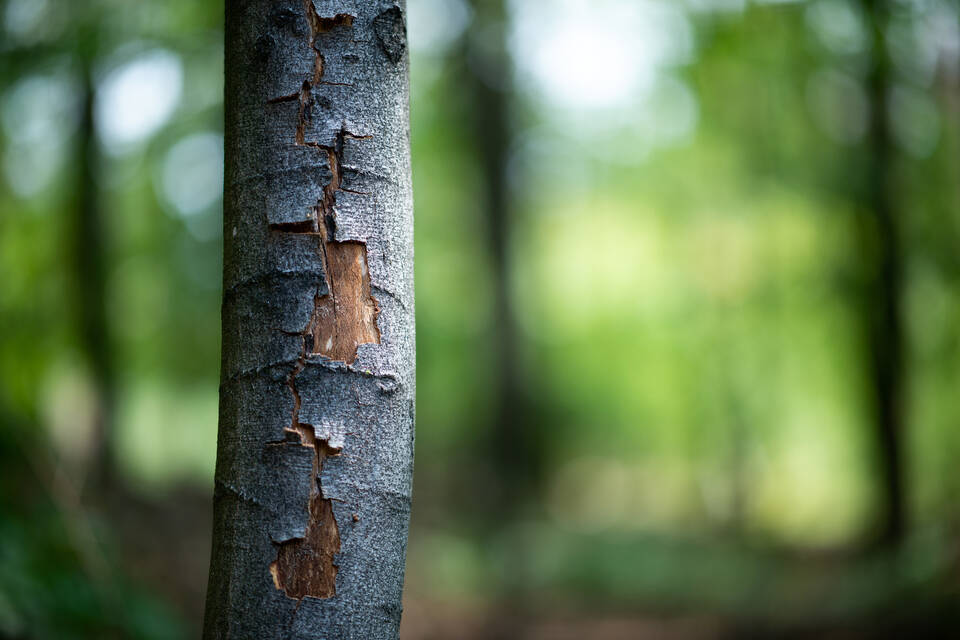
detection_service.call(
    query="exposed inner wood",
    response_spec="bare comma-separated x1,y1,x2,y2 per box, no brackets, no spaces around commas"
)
310,141,381,365
268,2,376,602
312,238,380,364
273,348,343,600
272,424,341,600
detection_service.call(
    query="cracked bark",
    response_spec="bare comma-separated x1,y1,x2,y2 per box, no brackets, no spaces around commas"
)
203,1,414,638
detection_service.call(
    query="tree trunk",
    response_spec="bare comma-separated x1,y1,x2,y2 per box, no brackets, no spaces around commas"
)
861,0,906,548
73,60,116,482
464,0,540,510
203,1,415,638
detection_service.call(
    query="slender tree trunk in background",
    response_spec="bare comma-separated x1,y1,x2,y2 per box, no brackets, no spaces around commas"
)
462,4,539,633
73,61,116,481
464,0,539,510
203,1,414,637
861,0,906,548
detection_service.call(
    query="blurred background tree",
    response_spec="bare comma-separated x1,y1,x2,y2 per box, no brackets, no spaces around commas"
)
2,0,960,638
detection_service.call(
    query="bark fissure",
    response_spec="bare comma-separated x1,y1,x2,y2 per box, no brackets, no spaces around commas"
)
206,0,413,633
270,376,343,599
312,128,381,364
266,0,378,601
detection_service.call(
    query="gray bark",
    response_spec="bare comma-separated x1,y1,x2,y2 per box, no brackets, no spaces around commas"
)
203,1,415,638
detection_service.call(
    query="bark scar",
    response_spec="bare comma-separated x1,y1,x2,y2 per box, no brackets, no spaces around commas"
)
267,2,380,366
270,416,342,600
268,0,377,601
269,331,343,600
312,127,381,364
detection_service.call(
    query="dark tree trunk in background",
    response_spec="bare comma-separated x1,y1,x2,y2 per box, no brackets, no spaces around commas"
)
73,60,116,481
203,1,415,638
464,0,539,510
861,0,906,548
461,3,540,633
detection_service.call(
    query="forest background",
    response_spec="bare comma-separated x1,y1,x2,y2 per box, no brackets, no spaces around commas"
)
2,0,959,637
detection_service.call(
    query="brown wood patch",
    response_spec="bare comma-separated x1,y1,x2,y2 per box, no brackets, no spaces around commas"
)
271,431,341,600
311,238,380,364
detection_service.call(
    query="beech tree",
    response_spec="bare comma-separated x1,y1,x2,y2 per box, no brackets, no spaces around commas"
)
203,1,414,638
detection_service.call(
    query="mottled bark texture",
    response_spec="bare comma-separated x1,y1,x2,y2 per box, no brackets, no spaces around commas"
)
203,1,414,638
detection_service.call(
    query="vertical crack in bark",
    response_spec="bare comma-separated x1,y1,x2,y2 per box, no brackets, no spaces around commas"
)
273,436,341,600
303,2,353,85
313,128,381,364
269,331,343,600
270,352,342,599
267,1,378,601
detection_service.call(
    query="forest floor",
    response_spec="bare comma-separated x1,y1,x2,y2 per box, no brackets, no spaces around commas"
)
106,485,960,640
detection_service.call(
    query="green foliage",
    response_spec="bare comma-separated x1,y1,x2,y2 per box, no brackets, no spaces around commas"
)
2,0,959,634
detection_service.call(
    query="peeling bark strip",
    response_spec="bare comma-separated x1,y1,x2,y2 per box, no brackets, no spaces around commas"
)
313,128,381,365
205,0,414,638
271,425,342,599
268,5,381,600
